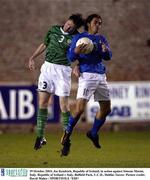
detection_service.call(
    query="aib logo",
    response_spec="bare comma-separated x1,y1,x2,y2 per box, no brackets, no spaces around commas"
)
1,169,5,176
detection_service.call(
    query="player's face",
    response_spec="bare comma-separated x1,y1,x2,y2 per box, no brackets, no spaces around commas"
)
63,20,77,34
88,17,102,34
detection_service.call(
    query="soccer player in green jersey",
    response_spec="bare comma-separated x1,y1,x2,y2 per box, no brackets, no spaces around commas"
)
28,14,84,151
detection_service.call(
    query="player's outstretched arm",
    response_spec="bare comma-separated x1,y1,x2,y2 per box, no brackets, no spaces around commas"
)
100,36,112,61
28,43,46,70
101,43,112,60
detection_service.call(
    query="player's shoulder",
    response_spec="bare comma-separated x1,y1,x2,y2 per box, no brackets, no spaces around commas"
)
46,25,61,34
73,32,88,39
98,34,107,41
50,25,61,31
79,31,88,36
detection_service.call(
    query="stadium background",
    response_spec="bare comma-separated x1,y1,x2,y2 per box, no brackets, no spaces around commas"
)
0,0,150,167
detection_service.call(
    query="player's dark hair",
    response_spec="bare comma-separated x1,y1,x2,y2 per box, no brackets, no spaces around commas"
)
69,13,84,29
85,14,102,31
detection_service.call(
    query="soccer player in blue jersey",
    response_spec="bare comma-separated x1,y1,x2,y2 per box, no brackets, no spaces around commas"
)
61,14,112,156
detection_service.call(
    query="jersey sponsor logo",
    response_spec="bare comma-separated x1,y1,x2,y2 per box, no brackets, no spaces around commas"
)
67,39,72,45
99,40,102,44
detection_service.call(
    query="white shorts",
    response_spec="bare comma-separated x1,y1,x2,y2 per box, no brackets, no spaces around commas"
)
77,72,110,101
38,62,72,97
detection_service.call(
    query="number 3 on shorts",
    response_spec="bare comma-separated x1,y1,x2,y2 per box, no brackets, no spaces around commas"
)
42,81,47,89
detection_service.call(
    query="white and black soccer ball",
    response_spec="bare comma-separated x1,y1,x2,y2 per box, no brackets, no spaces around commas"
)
76,37,94,54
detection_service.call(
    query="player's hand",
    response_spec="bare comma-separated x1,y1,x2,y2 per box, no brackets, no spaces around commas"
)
74,43,88,54
72,65,80,78
101,43,108,52
28,58,35,71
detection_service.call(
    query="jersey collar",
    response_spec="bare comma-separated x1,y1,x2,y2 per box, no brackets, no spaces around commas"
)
60,27,69,35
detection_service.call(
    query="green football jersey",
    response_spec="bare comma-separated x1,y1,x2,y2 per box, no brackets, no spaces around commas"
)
44,25,74,66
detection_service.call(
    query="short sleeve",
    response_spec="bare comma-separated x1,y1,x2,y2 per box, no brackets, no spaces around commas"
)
44,28,52,46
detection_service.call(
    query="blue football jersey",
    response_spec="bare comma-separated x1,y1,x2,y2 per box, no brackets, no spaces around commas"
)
67,32,112,74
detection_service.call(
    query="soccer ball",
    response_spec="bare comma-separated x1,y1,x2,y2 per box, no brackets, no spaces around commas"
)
76,37,94,54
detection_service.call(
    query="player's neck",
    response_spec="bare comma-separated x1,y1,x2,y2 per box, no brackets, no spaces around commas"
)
88,30,96,35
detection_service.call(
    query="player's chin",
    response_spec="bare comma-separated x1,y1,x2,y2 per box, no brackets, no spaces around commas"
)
94,28,99,34
68,28,75,34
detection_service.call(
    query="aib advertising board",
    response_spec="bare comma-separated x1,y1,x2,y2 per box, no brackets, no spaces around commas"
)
87,81,150,122
0,85,59,123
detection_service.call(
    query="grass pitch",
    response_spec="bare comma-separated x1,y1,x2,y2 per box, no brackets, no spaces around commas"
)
0,131,150,168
